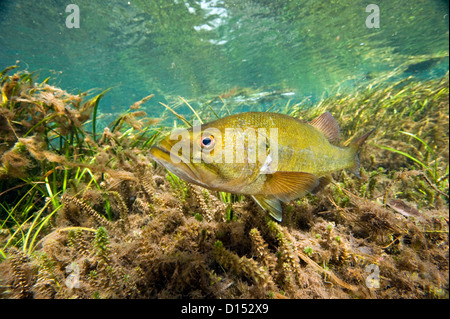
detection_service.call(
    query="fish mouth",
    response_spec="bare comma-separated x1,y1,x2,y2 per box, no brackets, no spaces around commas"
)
149,143,204,186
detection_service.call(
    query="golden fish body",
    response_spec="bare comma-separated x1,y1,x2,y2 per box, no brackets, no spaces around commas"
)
150,112,371,221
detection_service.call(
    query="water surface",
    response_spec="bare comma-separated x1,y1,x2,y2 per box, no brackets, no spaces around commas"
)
0,0,448,115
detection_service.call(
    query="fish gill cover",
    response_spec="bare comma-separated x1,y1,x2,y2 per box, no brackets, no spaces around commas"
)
0,0,448,300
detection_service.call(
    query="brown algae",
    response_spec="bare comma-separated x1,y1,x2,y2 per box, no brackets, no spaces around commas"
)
0,66,448,299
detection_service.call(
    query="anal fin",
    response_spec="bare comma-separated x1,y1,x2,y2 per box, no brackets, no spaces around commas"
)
311,175,332,195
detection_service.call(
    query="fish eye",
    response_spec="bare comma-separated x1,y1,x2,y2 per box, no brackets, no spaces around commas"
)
200,135,215,149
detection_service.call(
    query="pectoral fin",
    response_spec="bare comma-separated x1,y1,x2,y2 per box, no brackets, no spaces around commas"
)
263,171,320,202
252,195,283,222
254,172,320,221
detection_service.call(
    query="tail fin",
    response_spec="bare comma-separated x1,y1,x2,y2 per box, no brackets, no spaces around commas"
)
348,129,375,178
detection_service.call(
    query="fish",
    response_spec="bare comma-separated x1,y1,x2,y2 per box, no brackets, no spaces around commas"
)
149,111,372,221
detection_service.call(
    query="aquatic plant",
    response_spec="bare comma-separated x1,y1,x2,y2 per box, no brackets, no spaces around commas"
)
0,66,448,299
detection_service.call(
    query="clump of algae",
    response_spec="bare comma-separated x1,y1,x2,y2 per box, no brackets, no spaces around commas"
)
0,66,448,299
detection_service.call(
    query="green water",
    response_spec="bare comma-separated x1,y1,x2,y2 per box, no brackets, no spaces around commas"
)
0,0,448,115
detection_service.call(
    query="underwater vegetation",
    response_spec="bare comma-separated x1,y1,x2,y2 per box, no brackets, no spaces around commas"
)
0,65,448,299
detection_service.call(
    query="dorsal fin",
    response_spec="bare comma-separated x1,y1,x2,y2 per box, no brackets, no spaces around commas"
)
310,112,340,144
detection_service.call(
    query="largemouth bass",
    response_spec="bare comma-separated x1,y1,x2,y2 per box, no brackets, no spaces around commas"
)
150,112,372,221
